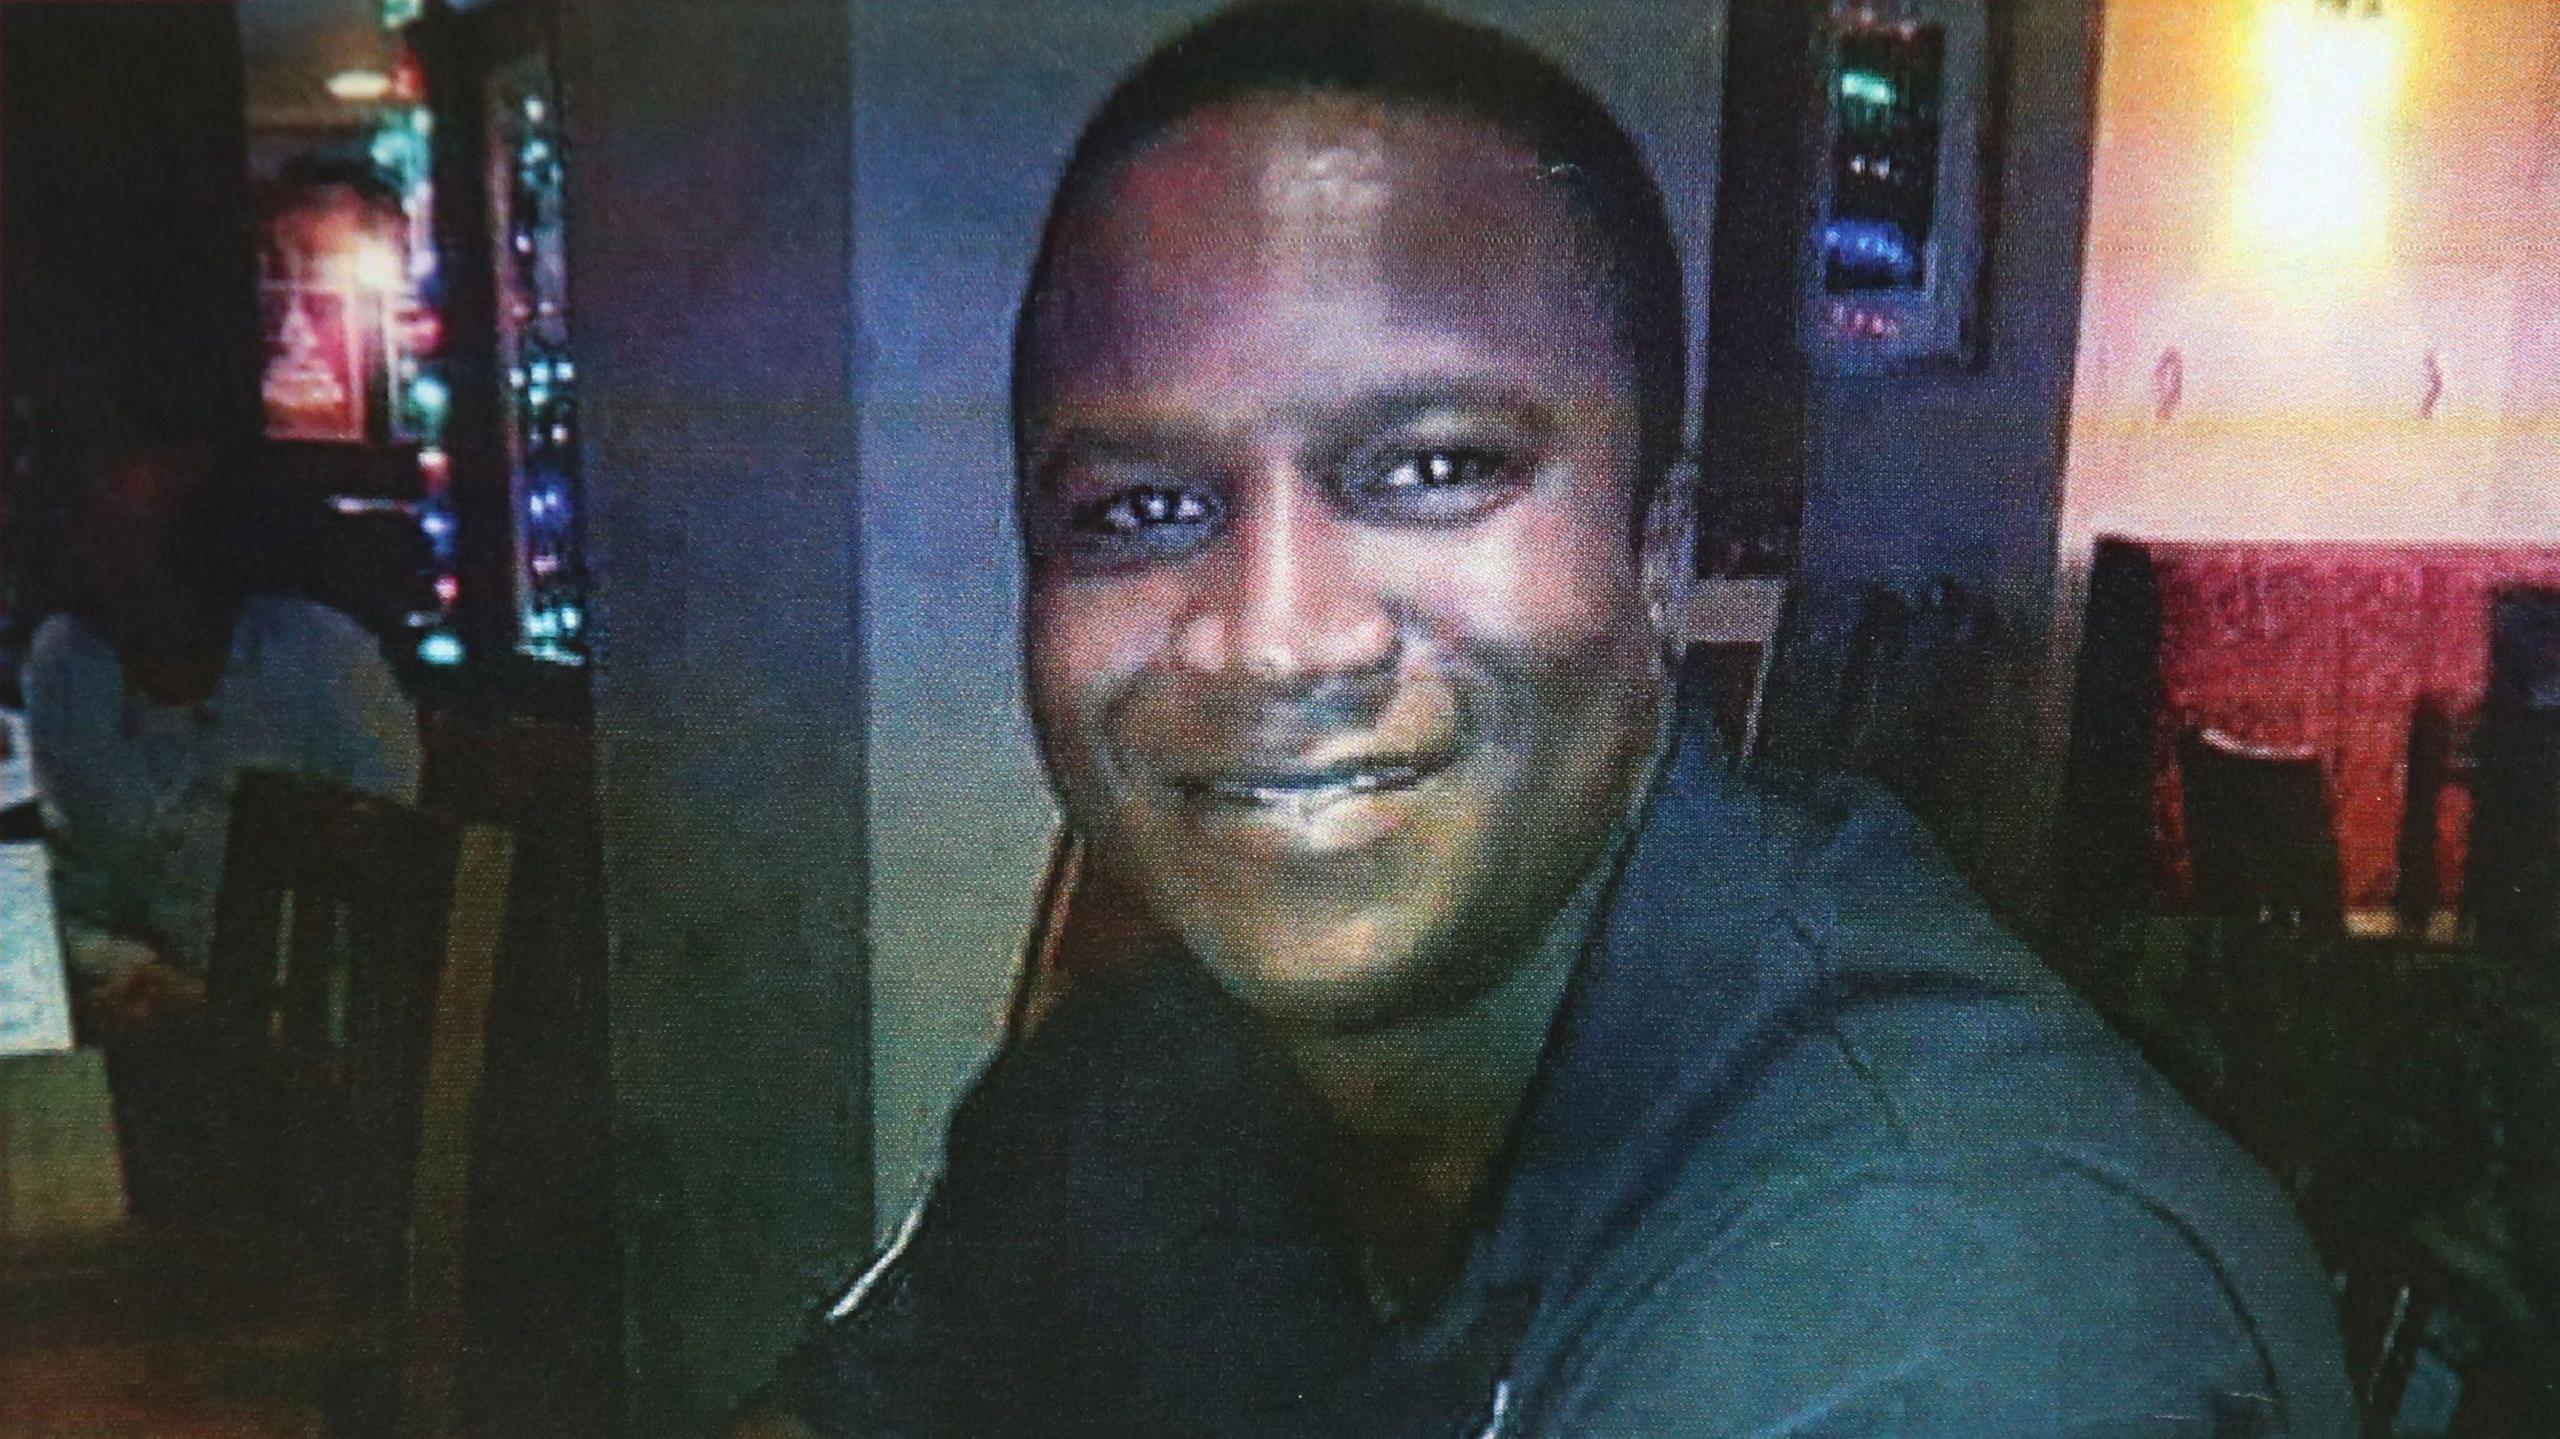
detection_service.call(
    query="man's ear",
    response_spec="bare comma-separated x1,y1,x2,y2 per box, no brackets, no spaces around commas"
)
1638,457,1697,650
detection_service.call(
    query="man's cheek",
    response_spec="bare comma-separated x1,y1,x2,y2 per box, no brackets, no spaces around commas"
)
1401,552,1634,651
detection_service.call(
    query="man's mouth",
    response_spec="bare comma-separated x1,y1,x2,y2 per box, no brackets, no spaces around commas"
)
1175,753,1452,818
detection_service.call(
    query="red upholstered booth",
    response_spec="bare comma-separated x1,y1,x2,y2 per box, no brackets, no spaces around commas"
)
2061,538,2560,929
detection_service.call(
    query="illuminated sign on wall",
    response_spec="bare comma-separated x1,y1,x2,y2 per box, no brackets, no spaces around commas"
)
1806,0,1993,374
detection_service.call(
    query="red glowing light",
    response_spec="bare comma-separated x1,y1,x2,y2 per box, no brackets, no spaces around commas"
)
400,308,444,356
1830,301,1903,342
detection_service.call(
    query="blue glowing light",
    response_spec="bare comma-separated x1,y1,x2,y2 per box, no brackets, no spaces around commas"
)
417,631,465,667
1821,219,1920,283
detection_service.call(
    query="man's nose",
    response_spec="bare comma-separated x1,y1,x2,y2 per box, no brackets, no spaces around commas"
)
1173,469,1395,687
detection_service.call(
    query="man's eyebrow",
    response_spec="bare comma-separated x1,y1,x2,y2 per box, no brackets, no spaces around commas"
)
1303,383,1558,440
1025,380,1563,484
1025,421,1217,489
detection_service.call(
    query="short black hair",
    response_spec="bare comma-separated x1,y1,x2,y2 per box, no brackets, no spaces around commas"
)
1011,0,1688,511
10,370,255,620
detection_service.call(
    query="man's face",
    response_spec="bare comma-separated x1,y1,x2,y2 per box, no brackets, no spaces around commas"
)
1019,95,1675,1034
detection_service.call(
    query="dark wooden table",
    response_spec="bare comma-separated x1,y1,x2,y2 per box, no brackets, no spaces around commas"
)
1,1222,339,1437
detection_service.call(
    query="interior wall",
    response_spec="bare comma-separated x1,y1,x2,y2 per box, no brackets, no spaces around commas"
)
1797,0,2101,613
2059,0,2560,553
563,2,865,1435
1762,0,2104,925
850,0,1730,1245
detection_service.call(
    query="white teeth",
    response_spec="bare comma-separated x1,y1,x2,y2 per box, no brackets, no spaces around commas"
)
1224,767,1409,808
1193,761,1433,814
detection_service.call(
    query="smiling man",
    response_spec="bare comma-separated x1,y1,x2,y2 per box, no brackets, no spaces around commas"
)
739,3,2353,1435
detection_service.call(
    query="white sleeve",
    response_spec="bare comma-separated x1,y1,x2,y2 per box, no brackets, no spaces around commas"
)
296,606,422,805
23,615,145,839
23,617,160,952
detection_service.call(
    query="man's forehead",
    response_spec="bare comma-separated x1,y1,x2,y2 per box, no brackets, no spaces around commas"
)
1060,93,1567,266
1022,93,1623,427
1119,93,1530,190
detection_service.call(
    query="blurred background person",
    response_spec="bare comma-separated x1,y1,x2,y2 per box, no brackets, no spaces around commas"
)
18,381,419,1219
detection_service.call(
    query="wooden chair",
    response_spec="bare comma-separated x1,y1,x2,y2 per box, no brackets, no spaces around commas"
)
2396,696,2473,937
2169,728,2345,1178
1676,577,1790,764
2178,727,2344,941
1001,829,1181,1043
2468,589,2560,961
205,771,513,1438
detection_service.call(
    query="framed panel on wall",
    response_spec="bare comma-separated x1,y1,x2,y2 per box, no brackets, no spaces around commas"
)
1803,0,1998,375
394,0,591,691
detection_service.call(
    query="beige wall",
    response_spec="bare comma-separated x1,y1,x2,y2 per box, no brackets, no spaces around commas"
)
2061,0,2560,551
567,2,865,1434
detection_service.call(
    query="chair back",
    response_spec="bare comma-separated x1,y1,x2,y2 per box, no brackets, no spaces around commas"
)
2396,696,2470,932
1676,578,1789,763
2178,727,2343,938
1002,829,1184,1042
2470,589,2560,958
205,770,513,1438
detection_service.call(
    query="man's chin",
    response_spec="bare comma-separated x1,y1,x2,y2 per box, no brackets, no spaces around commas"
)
1186,930,1498,1038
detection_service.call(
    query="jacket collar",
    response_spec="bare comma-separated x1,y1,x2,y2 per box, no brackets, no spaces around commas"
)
1468,709,1837,1304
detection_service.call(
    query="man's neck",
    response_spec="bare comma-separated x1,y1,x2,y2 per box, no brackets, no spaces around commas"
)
1283,857,1604,1159
1278,714,1673,1314
1289,863,1604,1315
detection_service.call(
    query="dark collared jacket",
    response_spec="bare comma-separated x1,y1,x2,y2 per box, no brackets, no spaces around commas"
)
783,725,2355,1437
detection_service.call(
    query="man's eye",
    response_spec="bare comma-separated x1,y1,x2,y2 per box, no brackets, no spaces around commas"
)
1346,446,1523,521
1071,485,1221,540
1378,448,1506,492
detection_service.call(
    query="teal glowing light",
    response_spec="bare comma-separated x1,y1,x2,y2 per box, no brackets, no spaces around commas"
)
1840,70,1897,107
408,373,451,424
370,131,428,186
381,0,423,29
417,631,465,667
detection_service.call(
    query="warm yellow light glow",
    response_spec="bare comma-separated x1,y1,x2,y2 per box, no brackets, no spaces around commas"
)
2231,0,2407,272
325,69,394,104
